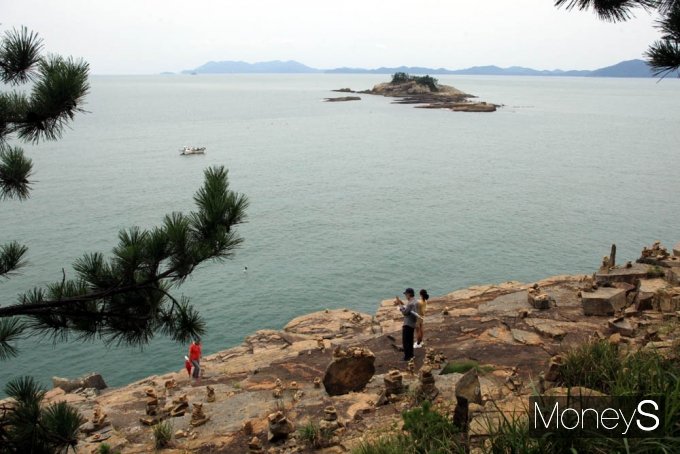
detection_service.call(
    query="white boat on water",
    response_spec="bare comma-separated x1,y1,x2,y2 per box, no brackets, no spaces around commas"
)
180,146,206,155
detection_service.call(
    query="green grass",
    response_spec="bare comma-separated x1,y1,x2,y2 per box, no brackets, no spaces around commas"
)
440,359,493,375
153,420,173,449
298,420,322,448
647,265,666,278
356,340,680,454
352,401,464,454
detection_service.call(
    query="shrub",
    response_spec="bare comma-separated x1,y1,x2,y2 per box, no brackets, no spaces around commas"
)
153,420,173,449
298,420,321,448
647,265,666,278
441,359,493,375
389,72,439,91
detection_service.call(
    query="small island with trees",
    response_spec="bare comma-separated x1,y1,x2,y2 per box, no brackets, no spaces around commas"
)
329,72,498,112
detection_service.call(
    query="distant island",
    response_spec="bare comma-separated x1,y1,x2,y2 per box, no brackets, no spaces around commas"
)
179,59,655,78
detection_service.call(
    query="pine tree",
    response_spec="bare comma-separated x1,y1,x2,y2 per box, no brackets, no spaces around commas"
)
554,0,680,77
0,27,248,359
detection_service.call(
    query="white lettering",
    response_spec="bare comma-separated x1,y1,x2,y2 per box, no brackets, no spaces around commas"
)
600,408,619,431
580,407,599,430
534,401,559,429
560,407,580,430
636,400,660,432
618,408,636,435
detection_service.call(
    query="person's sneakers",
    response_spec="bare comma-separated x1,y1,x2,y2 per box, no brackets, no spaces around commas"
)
414,342,423,348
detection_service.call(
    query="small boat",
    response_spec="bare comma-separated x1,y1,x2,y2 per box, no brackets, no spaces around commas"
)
180,146,206,155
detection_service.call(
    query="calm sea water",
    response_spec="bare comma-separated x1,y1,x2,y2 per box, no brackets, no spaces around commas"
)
1,74,679,394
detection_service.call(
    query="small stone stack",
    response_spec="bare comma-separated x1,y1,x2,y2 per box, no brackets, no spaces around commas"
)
190,403,209,427
248,436,264,453
170,394,188,417
384,370,405,396
641,241,670,261
528,286,554,310
267,411,294,442
313,377,321,388
425,348,446,368
163,378,177,397
206,385,215,402
319,406,340,434
544,355,563,383
416,366,438,401
139,388,162,425
91,406,108,429
273,378,284,398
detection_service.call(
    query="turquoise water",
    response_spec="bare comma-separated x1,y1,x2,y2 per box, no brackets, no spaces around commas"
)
1,74,679,393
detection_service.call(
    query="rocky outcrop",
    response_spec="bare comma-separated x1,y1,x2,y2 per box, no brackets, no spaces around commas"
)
335,78,498,113
22,241,680,454
581,287,627,315
322,346,375,395
324,96,361,102
52,373,107,393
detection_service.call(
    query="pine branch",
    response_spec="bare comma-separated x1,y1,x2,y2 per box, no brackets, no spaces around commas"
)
0,166,244,351
0,240,29,278
0,26,43,85
554,0,657,22
0,145,33,200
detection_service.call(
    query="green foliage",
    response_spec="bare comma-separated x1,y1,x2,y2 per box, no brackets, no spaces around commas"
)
298,420,332,449
554,0,680,76
647,265,666,278
0,376,84,453
153,421,173,449
390,72,411,84
0,146,32,201
0,165,247,357
441,359,493,375
389,72,439,91
353,402,463,454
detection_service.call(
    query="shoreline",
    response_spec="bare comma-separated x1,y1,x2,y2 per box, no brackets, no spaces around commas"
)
4,241,678,452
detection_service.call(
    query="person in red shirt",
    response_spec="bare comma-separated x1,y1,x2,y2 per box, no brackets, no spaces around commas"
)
189,338,202,384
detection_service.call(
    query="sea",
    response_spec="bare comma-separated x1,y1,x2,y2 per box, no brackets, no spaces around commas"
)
1,74,679,395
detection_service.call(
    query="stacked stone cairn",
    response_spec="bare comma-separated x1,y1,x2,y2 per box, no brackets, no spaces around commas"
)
415,366,439,401
163,378,177,397
267,410,294,442
319,405,341,436
248,436,264,453
528,284,554,310
273,378,283,398
206,385,215,403
425,348,446,368
190,402,209,427
170,393,189,417
91,406,108,429
140,388,161,425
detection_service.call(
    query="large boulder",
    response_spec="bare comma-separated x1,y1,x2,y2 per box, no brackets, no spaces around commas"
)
52,373,107,393
581,288,627,316
455,369,482,405
655,288,680,312
322,346,375,396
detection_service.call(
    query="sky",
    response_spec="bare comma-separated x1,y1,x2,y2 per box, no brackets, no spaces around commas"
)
1,0,663,75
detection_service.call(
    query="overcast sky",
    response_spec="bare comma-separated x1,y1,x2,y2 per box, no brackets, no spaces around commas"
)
1,0,662,74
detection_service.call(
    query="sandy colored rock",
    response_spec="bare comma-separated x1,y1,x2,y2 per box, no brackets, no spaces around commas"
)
323,347,375,396
456,369,482,405
582,287,627,315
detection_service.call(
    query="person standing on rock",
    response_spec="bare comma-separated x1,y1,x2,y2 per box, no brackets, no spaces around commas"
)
415,289,429,348
189,338,202,384
395,288,419,361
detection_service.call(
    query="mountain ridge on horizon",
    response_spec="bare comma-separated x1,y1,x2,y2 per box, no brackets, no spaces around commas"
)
179,59,654,78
